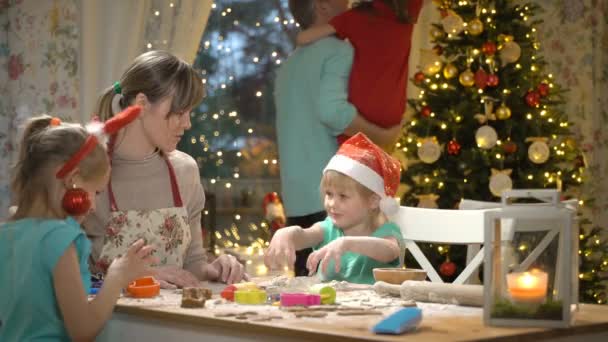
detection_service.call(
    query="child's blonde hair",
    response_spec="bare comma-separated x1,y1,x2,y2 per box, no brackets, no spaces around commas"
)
321,170,379,202
11,115,109,219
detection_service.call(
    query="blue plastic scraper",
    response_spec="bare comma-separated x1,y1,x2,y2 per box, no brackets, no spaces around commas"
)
371,307,422,335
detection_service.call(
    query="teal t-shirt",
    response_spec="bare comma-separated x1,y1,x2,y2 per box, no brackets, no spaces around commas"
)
0,217,92,341
313,217,402,284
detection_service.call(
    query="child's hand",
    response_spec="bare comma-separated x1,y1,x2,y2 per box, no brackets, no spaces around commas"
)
106,239,157,287
264,228,297,271
306,238,348,276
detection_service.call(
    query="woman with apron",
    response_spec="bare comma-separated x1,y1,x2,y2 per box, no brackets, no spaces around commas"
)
83,51,246,288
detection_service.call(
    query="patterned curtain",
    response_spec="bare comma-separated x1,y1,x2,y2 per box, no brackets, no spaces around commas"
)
534,0,608,228
0,0,81,219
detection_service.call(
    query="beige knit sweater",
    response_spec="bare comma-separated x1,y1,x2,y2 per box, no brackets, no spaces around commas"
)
83,150,206,278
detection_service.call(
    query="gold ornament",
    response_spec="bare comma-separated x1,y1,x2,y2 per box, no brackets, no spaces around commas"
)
467,18,484,36
442,11,464,35
417,137,442,164
459,69,475,87
499,41,521,65
415,194,440,209
565,138,577,149
475,125,498,149
430,26,445,40
527,138,550,164
489,169,513,197
495,104,512,120
443,63,458,79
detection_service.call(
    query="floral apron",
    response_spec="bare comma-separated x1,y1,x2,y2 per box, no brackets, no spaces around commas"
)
95,157,191,273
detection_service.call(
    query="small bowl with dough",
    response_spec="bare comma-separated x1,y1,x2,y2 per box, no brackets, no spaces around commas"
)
373,268,427,285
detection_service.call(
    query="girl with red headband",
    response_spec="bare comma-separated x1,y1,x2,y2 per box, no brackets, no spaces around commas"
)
84,50,247,288
0,107,157,341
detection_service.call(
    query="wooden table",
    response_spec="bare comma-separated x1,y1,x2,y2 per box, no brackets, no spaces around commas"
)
98,284,608,342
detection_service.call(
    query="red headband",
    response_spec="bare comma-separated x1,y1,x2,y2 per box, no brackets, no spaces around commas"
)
55,106,142,179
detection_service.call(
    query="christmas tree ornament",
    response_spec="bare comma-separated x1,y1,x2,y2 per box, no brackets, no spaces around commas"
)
439,258,457,277
430,26,445,40
447,140,461,155
420,49,443,75
62,186,92,216
421,106,432,117
474,97,497,124
474,68,488,89
467,18,484,36
417,137,442,164
482,41,497,56
524,90,541,107
475,125,498,149
526,137,550,164
537,82,550,97
433,44,443,55
263,192,286,235
502,141,518,154
499,40,521,65
459,69,475,87
442,11,464,35
443,63,458,79
495,103,512,120
414,71,426,84
415,193,440,208
489,168,513,197
486,74,499,87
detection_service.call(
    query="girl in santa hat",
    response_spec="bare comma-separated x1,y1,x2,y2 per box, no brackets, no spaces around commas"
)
264,132,403,284
0,107,157,341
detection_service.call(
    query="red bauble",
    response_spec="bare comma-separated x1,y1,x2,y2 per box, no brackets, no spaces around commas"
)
486,74,500,87
447,140,461,155
525,90,541,107
537,82,550,97
433,44,443,55
481,41,497,56
414,71,426,84
62,188,91,216
502,141,518,154
421,106,432,117
474,69,488,89
440,9,448,18
440,260,457,277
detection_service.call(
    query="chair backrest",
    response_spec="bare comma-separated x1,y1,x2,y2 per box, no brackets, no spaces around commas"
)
393,206,504,284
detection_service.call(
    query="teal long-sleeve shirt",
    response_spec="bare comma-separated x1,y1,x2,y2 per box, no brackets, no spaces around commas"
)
274,37,357,217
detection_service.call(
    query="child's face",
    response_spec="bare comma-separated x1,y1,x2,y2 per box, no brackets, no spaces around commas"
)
75,166,111,222
143,96,192,153
323,184,375,230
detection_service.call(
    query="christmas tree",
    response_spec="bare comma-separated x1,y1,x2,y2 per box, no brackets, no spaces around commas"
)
399,0,607,303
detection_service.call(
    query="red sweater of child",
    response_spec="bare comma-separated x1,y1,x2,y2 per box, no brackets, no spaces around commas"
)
330,0,423,145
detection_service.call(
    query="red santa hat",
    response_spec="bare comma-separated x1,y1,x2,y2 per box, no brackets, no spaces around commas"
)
323,132,402,216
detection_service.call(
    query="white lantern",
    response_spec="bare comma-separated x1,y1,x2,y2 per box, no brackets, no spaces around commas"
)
483,189,577,328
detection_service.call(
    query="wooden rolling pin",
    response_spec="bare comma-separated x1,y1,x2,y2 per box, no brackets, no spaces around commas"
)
373,281,484,307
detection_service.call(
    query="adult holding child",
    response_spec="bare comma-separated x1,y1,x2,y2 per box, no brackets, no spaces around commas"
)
83,50,246,288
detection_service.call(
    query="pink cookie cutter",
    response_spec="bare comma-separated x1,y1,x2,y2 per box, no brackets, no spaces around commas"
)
280,293,321,307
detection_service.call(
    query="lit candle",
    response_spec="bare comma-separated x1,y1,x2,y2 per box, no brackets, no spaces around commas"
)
506,270,548,303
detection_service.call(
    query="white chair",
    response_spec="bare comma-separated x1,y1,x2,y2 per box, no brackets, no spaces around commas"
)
393,206,507,284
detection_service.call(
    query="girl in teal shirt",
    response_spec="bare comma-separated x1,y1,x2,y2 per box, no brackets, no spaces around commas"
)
265,133,403,284
0,108,156,341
